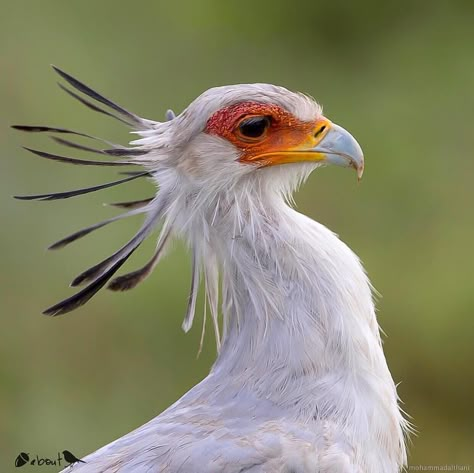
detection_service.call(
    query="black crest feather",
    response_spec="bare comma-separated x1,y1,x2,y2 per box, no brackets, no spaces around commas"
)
14,67,166,316
14,172,149,201
52,66,143,126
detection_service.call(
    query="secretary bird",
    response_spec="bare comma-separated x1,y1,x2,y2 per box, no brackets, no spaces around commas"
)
14,67,409,472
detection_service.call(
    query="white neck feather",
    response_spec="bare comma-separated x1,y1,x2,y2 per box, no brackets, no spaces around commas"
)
162,167,407,472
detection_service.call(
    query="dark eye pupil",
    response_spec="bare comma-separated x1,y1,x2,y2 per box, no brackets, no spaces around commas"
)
239,116,270,138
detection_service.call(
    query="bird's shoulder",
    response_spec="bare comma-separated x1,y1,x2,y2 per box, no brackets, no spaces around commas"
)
67,387,357,473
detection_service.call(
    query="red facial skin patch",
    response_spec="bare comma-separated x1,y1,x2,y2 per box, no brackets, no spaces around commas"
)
205,102,321,166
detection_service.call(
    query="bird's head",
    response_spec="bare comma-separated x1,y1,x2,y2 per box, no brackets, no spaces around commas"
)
134,83,363,198
14,68,364,319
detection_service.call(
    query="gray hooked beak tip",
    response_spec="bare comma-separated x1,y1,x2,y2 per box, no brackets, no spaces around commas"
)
313,123,365,180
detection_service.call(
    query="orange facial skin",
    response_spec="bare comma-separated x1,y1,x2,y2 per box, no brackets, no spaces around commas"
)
205,102,330,167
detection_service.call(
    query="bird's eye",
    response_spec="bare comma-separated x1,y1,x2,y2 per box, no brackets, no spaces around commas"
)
236,116,271,141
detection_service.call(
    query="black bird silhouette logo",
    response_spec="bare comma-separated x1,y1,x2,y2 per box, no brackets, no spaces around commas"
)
14,452,30,467
62,450,86,466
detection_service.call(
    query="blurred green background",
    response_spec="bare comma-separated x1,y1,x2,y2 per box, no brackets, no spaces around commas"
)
1,1,473,471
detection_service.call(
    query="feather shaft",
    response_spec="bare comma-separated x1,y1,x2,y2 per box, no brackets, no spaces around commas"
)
23,147,136,167
13,171,148,201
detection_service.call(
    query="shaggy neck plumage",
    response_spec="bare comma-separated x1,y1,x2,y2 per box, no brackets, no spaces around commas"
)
211,196,384,382
164,168,407,470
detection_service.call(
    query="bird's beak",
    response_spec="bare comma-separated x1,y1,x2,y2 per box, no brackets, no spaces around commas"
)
310,120,365,179
258,118,365,179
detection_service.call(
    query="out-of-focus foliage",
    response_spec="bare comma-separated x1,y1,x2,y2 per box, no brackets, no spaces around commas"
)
1,1,473,470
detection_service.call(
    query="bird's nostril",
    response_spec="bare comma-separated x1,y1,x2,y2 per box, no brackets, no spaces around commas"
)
314,125,326,139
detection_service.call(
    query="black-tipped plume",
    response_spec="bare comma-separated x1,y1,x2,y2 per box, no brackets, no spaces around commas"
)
14,172,148,201
70,201,166,288
13,66,171,315
48,207,148,250
43,256,134,316
107,225,171,292
57,83,134,127
22,147,136,167
43,200,166,316
106,197,154,209
49,136,109,155
52,65,145,126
